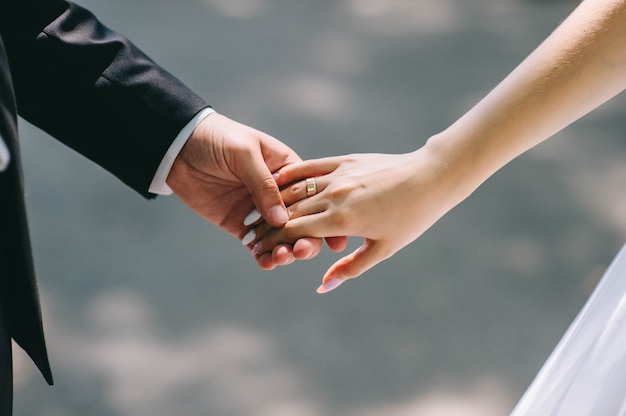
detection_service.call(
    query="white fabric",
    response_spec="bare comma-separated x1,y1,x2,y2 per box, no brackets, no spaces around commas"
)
0,132,9,172
148,107,215,195
511,243,626,416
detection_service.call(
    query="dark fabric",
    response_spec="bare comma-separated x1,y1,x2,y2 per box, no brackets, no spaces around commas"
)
0,281,13,416
0,0,208,197
0,0,210,411
0,311,12,416
0,35,16,416
0,32,54,389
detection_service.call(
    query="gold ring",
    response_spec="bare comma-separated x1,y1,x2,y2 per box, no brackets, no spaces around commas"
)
305,177,317,197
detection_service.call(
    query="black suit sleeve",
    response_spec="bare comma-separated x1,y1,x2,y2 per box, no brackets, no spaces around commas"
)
0,0,209,197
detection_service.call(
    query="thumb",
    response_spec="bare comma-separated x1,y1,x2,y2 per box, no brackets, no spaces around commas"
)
239,150,289,227
316,239,387,294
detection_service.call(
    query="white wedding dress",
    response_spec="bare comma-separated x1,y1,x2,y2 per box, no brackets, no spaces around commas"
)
511,243,626,416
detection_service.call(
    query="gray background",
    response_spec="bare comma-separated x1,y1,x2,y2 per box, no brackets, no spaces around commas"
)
13,0,626,414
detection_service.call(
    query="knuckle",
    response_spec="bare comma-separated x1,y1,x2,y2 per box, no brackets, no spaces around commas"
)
259,176,279,193
287,183,303,197
327,180,359,200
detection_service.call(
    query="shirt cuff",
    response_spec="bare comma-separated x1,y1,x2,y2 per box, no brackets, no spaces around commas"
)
148,107,215,195
0,133,10,172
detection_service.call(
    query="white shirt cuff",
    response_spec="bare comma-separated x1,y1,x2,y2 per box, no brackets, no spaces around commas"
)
148,107,215,195
0,133,10,172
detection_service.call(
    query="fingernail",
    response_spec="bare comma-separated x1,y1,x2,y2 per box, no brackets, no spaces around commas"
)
243,209,262,226
241,229,256,246
316,277,344,294
251,241,262,256
269,205,289,225
272,172,280,181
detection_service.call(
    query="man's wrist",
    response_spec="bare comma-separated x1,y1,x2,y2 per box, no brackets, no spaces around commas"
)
148,107,215,195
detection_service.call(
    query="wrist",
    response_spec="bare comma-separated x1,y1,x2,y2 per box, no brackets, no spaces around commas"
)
420,131,488,207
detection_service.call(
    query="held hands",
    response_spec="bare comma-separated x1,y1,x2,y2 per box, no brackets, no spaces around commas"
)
165,113,469,291
251,143,470,293
177,0,626,290
166,112,323,266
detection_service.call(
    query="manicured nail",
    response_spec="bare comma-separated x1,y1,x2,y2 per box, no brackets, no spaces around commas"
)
241,229,256,246
316,277,344,294
243,209,262,226
251,241,262,256
269,205,289,225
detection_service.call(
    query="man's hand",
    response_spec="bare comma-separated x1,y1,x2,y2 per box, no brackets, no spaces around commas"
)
166,112,322,267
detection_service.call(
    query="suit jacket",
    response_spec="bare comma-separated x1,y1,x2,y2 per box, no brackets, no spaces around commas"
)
0,0,208,387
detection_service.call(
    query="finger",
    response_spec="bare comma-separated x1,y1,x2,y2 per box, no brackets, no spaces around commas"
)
253,244,296,269
253,212,336,256
280,175,329,206
246,190,330,251
239,150,289,227
247,221,273,250
274,157,343,187
248,226,323,262
259,135,303,169
241,172,329,234
325,236,348,252
242,171,327,227
316,239,387,294
256,251,277,270
271,244,296,265
292,237,323,260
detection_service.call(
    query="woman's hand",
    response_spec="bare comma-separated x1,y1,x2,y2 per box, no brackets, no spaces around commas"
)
251,143,470,293
254,0,626,291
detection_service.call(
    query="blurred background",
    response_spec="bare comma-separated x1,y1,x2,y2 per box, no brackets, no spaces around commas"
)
13,0,626,414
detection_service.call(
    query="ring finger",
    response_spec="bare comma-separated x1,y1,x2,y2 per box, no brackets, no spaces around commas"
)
280,175,329,206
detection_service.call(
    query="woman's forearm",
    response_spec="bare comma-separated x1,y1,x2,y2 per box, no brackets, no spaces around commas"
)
254,0,626,289
427,0,626,201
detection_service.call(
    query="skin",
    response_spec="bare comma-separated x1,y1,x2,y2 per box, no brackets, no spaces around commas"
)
252,0,626,292
166,112,329,265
